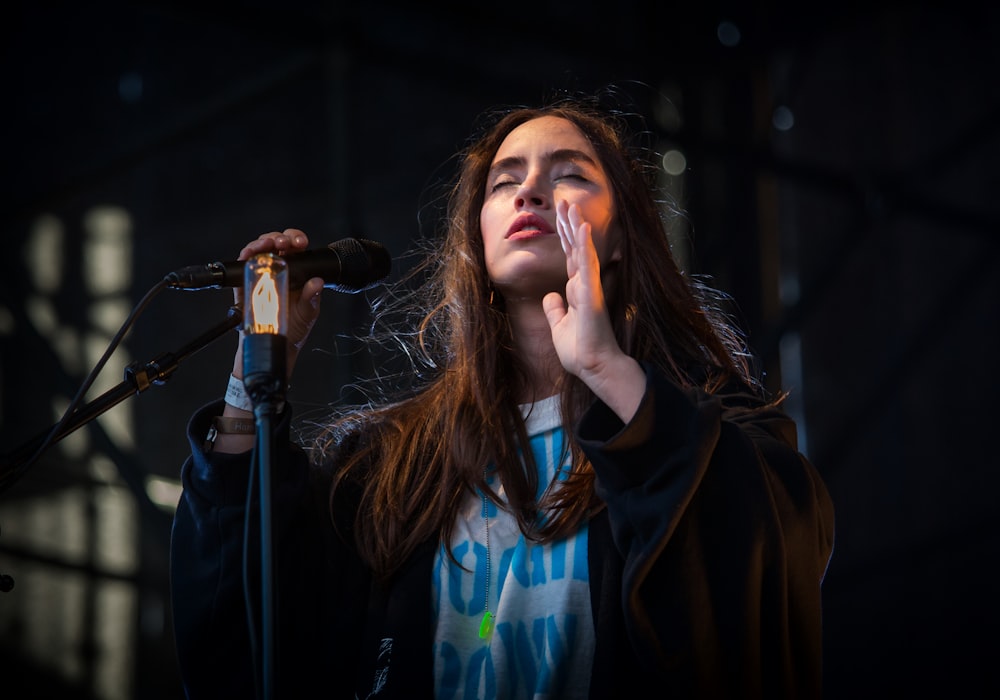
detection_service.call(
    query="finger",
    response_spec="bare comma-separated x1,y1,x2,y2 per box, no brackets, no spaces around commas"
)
283,228,310,251
239,229,310,260
559,202,581,277
299,277,324,313
556,201,571,255
296,277,323,321
566,204,600,274
567,203,587,249
542,291,567,330
239,234,278,261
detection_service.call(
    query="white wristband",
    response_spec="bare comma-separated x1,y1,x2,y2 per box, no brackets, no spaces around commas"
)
225,374,255,412
225,373,286,412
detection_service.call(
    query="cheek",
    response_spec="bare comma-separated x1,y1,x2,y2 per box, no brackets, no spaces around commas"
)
479,204,498,244
589,210,620,263
479,203,508,262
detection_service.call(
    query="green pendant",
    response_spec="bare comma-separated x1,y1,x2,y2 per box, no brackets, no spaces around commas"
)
478,611,495,639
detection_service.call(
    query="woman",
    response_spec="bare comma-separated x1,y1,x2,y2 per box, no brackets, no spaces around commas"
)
170,98,835,699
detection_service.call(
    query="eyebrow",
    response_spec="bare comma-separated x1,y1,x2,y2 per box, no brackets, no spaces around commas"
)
488,148,599,175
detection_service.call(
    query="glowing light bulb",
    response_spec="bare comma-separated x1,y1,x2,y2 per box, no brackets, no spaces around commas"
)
244,255,288,336
241,253,288,410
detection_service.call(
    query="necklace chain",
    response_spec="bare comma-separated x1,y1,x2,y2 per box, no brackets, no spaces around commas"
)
478,475,495,640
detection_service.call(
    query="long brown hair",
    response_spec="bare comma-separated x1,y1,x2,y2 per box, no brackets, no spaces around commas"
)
316,97,762,584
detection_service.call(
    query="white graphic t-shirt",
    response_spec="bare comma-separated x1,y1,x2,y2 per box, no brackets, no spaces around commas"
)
431,395,595,699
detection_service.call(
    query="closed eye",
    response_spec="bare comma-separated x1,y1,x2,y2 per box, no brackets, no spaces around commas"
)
490,179,519,192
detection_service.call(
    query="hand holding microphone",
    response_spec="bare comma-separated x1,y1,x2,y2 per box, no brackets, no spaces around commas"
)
166,232,392,293
235,230,326,355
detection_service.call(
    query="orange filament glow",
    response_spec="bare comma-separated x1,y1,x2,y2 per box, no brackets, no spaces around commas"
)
249,270,281,334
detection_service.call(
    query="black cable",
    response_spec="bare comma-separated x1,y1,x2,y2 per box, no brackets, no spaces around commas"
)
254,406,275,700
242,443,262,700
0,278,169,494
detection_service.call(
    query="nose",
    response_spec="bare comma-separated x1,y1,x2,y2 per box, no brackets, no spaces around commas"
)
514,173,550,209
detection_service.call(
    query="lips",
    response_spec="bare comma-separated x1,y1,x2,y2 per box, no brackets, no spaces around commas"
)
506,213,555,239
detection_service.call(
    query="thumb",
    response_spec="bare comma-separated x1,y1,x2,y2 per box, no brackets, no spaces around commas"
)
542,291,567,331
289,277,324,349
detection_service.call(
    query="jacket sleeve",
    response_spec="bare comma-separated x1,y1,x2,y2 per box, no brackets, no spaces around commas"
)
169,400,370,699
576,365,835,699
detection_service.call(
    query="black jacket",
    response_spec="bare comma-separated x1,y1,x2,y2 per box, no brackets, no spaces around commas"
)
170,367,835,699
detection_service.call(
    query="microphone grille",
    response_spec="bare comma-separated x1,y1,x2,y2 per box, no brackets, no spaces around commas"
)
327,238,391,292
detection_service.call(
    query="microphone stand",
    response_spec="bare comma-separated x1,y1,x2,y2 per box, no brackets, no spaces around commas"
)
242,333,285,700
0,304,243,523
1,301,283,698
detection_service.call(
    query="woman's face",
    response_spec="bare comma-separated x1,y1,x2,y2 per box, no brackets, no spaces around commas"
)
480,115,619,300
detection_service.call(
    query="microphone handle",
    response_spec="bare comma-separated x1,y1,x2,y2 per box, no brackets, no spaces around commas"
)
166,237,389,292
210,248,343,290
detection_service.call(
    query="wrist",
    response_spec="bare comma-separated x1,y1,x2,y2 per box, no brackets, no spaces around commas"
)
203,415,256,453
584,353,646,424
231,339,297,383
224,373,255,412
224,373,286,414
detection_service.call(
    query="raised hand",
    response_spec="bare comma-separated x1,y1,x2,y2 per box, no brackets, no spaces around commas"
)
542,201,616,378
542,201,645,423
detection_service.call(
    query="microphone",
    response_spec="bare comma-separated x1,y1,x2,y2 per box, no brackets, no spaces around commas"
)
166,237,391,293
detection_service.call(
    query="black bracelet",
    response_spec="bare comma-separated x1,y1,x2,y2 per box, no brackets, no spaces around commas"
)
203,416,256,451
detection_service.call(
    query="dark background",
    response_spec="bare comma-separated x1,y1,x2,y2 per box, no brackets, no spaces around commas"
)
1,1,998,698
